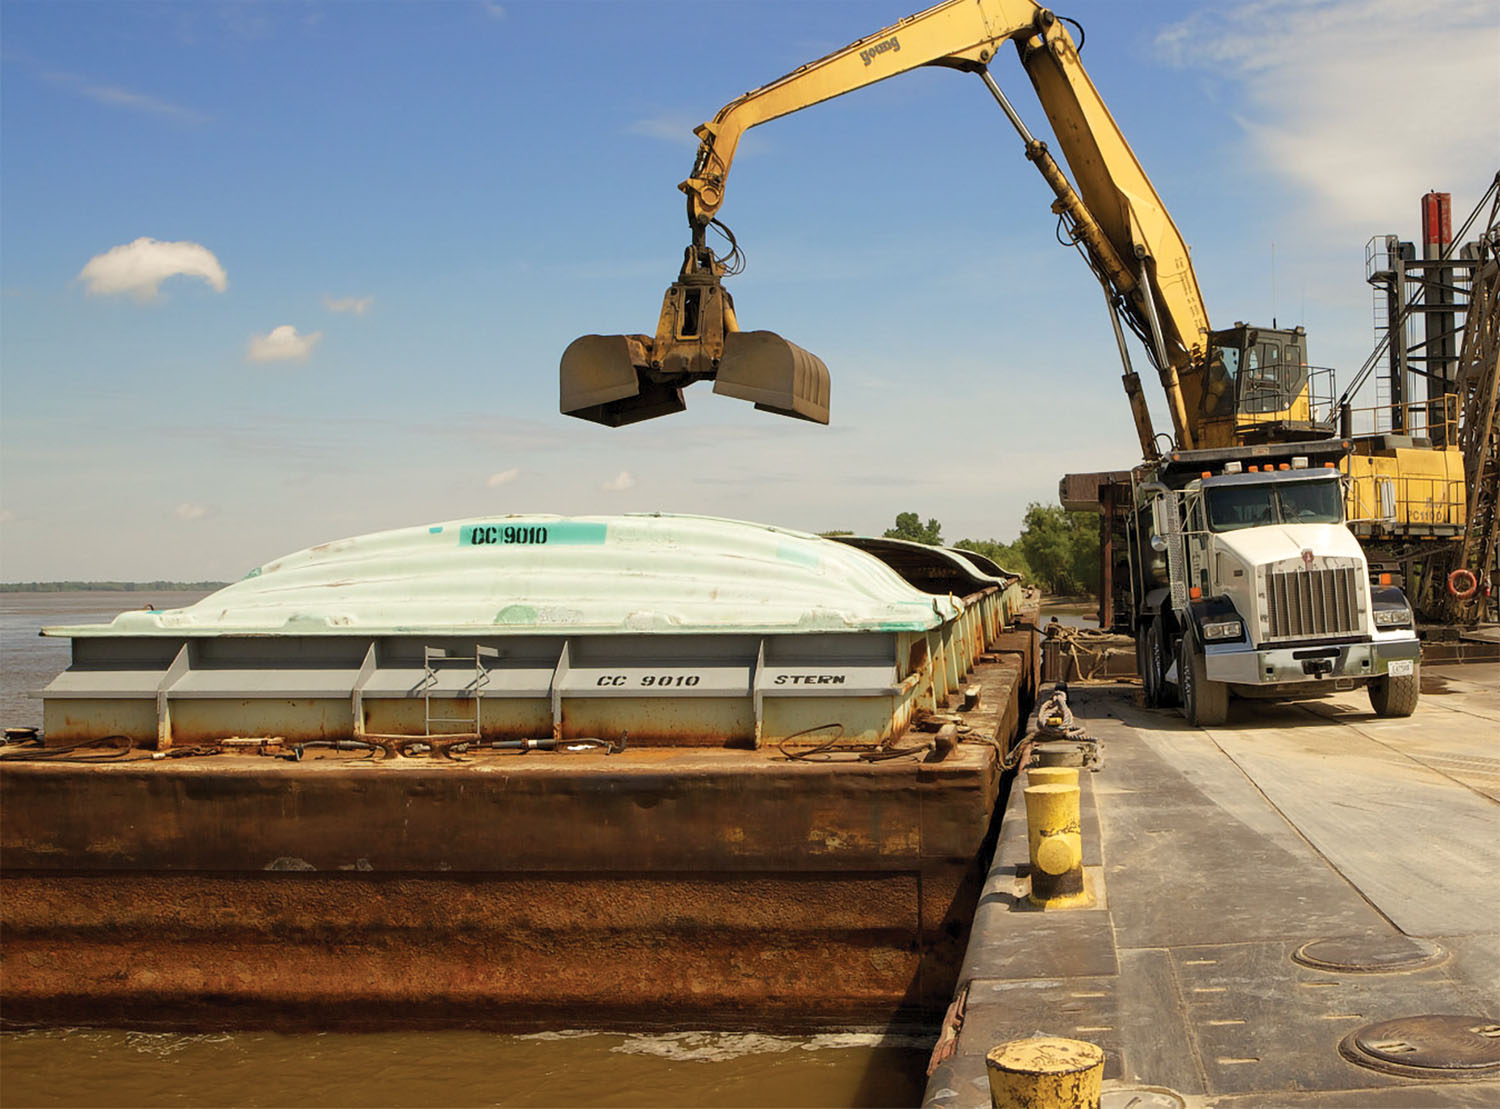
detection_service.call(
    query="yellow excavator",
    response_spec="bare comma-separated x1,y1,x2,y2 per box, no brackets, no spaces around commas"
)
559,0,1330,455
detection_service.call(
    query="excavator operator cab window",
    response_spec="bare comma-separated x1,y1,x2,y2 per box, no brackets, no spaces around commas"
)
1200,345,1240,419
1239,339,1287,414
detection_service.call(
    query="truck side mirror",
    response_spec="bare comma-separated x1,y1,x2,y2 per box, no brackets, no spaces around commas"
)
1150,495,1169,539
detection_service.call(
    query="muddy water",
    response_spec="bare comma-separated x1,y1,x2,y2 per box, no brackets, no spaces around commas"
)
0,593,937,1107
0,1028,935,1108
1,592,214,732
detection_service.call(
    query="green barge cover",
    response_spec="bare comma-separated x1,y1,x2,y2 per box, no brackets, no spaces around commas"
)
38,514,1022,748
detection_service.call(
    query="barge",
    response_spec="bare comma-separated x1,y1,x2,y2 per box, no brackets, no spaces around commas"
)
1,514,1038,1030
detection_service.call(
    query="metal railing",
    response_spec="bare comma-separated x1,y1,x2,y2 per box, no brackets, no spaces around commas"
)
1234,366,1337,429
1346,394,1458,441
1345,475,1468,528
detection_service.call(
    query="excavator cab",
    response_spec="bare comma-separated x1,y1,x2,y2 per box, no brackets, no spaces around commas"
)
1198,324,1333,444
560,242,830,426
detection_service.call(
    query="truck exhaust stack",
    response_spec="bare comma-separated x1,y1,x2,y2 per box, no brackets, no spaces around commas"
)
560,243,829,426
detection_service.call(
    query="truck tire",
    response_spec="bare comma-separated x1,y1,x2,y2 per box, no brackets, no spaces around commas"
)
1136,626,1156,704
1143,617,1177,708
1180,631,1228,727
1369,663,1420,717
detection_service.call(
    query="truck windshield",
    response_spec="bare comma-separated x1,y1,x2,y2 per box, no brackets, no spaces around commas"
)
1205,479,1342,532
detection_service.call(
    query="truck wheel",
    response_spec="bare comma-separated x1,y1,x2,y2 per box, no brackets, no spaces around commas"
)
1144,617,1177,708
1369,663,1420,717
1180,632,1228,727
1137,626,1158,704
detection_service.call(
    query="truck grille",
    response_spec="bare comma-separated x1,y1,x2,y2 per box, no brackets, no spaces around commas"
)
1266,566,1361,640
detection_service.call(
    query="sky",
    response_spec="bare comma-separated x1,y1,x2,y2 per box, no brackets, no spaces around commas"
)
2,0,1496,581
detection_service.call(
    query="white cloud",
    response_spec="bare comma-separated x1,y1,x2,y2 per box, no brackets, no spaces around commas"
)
481,1,506,19
601,470,637,492
1155,0,1500,234
174,503,210,521
487,468,521,487
627,115,702,146
324,294,373,315
247,325,322,363
41,69,207,124
77,237,227,300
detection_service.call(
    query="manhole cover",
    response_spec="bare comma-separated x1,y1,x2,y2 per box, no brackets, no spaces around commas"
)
1294,935,1445,973
1339,1015,1500,1078
1101,1086,1187,1109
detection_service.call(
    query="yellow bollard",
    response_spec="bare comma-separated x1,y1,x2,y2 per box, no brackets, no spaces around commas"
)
1026,766,1078,789
986,1037,1104,1108
1024,782,1091,908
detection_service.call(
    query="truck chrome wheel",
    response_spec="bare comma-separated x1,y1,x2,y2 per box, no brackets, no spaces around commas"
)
1369,663,1420,718
1180,632,1228,727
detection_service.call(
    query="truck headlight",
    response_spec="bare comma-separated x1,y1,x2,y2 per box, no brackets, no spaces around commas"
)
1201,619,1244,641
1373,607,1413,628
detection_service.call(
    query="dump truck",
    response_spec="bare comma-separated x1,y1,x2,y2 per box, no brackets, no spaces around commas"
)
1116,440,1421,725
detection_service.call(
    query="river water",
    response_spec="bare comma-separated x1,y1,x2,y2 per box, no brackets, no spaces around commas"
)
0,592,936,1108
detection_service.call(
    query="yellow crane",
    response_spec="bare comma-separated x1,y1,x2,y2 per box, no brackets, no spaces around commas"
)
560,0,1327,455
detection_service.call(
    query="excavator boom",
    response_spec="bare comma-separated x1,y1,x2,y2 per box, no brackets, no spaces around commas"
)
562,0,1217,448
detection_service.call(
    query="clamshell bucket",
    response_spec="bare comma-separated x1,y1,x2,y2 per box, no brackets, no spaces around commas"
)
561,241,830,426
559,334,686,427
713,330,830,424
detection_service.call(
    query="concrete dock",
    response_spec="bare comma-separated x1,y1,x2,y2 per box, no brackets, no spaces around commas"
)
925,663,1500,1107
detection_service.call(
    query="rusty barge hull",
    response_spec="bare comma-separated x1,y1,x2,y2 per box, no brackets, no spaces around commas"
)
1,645,1034,1030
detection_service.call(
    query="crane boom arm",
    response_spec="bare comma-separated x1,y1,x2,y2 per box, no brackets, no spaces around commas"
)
681,0,1030,222
680,0,1211,446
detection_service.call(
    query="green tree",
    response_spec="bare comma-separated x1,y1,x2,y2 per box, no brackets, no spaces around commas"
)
883,511,942,546
1016,503,1099,595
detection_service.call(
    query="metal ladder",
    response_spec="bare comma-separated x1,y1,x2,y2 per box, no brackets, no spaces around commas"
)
421,645,496,738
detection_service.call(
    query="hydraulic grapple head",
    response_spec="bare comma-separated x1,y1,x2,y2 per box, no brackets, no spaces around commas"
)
560,244,829,427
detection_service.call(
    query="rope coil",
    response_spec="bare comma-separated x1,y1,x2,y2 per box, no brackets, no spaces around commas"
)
1045,622,1135,681
1028,685,1102,771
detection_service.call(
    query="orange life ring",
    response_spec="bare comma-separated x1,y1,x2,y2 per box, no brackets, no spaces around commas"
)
1447,567,1478,599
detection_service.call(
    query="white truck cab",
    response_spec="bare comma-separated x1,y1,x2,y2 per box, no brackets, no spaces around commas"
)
1129,441,1420,725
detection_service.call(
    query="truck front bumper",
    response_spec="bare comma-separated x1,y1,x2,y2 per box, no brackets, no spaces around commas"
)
1205,636,1420,686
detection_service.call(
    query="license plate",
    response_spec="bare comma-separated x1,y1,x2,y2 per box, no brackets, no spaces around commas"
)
1388,660,1414,676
